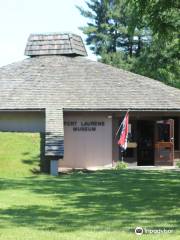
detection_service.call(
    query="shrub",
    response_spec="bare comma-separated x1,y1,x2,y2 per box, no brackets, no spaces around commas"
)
176,160,180,168
115,161,128,170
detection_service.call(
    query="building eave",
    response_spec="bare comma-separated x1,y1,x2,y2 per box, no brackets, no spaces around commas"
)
63,108,180,112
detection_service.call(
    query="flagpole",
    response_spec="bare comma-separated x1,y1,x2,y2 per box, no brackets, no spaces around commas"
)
115,120,123,137
121,148,124,162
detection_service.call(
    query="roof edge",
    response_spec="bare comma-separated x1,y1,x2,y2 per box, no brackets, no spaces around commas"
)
63,108,180,112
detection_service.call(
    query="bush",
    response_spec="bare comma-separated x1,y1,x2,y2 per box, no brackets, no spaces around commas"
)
176,160,180,168
115,161,128,170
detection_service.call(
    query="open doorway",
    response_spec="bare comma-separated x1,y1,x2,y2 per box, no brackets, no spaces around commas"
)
137,121,154,166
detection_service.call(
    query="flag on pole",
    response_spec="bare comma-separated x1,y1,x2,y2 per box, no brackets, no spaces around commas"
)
117,112,129,150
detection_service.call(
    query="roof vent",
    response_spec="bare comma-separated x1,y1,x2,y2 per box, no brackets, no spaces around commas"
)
25,33,87,57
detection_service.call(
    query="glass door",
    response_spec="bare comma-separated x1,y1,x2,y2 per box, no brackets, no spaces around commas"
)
155,119,174,165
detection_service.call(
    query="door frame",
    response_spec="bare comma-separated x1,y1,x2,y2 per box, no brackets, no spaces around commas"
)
154,119,174,166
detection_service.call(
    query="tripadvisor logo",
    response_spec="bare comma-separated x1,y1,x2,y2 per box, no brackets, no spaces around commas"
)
134,226,174,235
135,226,144,235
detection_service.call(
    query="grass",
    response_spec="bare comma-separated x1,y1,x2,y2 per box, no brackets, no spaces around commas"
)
0,132,40,177
0,132,180,240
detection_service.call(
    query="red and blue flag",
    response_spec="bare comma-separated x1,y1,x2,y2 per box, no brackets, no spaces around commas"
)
117,112,129,150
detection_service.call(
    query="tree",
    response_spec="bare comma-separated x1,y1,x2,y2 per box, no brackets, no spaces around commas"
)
130,0,180,88
77,0,148,57
133,0,179,38
132,37,180,88
78,0,180,88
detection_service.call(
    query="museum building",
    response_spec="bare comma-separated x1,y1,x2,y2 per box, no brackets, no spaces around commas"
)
0,33,180,174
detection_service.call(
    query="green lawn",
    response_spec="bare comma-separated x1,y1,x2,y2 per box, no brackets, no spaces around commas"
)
0,132,40,177
0,132,180,240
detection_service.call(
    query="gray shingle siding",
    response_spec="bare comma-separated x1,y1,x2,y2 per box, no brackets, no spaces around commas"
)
25,33,87,57
45,108,64,156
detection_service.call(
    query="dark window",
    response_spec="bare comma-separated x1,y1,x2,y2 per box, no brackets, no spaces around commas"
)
174,118,179,150
157,123,170,142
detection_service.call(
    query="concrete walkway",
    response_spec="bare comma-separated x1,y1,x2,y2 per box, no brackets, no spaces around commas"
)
127,165,179,170
59,165,180,172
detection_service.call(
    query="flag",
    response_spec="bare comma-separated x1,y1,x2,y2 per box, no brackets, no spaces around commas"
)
117,112,129,150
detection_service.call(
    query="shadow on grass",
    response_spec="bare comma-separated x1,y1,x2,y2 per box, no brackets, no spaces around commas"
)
0,170,180,232
21,152,41,173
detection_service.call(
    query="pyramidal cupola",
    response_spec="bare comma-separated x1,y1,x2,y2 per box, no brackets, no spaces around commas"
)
24,32,87,57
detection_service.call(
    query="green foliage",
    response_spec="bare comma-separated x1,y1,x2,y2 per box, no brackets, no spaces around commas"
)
132,0,180,38
100,51,135,71
115,161,128,169
132,37,180,88
130,0,180,88
78,0,179,88
77,0,148,56
176,160,180,168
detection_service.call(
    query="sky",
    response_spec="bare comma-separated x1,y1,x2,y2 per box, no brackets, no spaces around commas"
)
0,0,96,67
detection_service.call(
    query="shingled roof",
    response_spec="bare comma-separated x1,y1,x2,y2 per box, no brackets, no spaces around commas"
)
0,32,180,157
25,33,87,57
